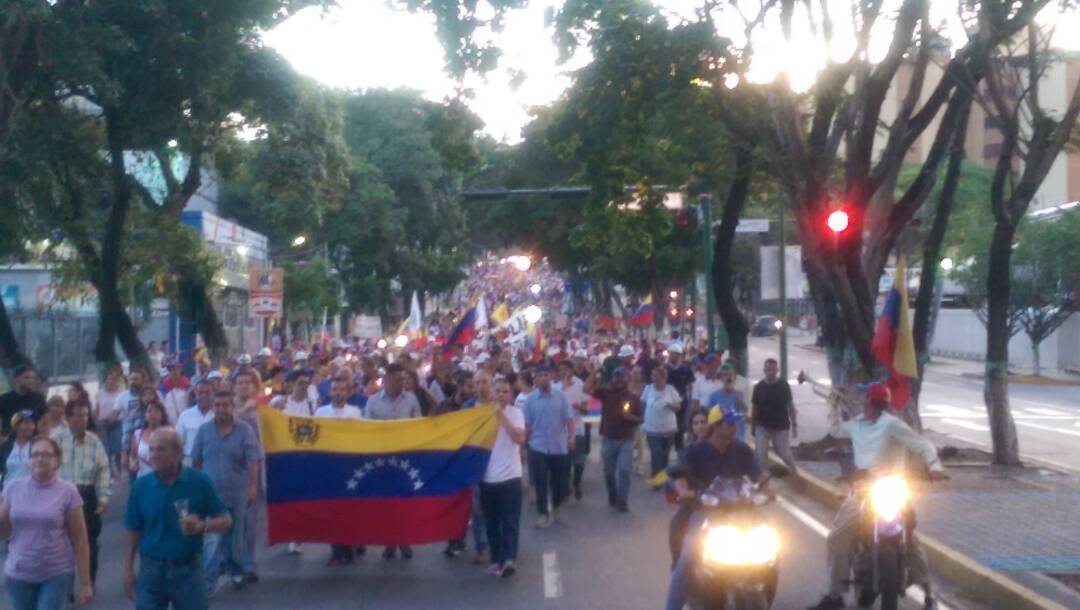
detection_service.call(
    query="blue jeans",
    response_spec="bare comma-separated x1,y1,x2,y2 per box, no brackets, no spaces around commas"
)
470,483,489,553
602,437,634,506
479,478,523,565
5,572,74,610
137,555,206,610
242,498,259,573
666,510,706,610
646,432,674,478
204,505,247,590
528,450,569,516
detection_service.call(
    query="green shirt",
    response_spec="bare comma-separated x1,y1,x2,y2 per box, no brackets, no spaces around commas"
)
124,466,226,560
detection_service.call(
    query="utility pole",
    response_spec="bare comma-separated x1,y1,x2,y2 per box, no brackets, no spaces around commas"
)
778,203,789,381
700,195,716,353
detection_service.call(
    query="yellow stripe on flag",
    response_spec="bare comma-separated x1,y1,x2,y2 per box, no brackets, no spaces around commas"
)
894,255,918,378
259,405,498,455
491,302,510,326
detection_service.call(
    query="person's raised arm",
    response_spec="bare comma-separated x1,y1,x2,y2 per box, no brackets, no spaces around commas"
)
497,405,526,445
887,417,943,474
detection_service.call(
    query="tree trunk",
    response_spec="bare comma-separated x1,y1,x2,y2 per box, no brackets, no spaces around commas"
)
0,297,28,370
984,221,1021,465
195,282,229,364
1031,338,1041,377
713,149,753,377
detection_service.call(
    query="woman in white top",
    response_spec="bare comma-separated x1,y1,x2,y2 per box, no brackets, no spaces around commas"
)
641,367,682,482
129,401,168,478
0,411,36,493
478,378,526,578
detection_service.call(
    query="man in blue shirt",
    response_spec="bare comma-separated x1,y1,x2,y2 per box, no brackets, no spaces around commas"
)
192,389,263,593
124,427,231,610
706,364,749,441
523,366,575,529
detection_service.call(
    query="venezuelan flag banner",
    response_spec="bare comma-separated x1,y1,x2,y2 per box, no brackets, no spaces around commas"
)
259,406,498,546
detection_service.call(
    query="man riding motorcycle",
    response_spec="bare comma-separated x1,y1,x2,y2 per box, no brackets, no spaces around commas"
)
808,382,946,610
665,407,772,610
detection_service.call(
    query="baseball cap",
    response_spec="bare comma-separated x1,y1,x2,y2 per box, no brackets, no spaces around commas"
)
237,353,253,365
257,347,272,358
667,343,684,355
617,345,635,358
704,353,722,365
206,370,224,381
860,381,891,406
294,351,309,361
573,349,588,359
707,406,743,426
476,353,491,364
10,409,35,428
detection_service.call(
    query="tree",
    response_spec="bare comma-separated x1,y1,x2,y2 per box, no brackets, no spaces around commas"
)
972,21,1080,464
283,259,342,339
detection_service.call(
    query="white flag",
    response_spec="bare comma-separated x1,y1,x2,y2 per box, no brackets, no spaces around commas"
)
476,296,489,330
408,291,423,334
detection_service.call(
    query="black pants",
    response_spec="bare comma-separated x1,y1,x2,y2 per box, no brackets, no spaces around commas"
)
528,450,569,516
76,485,102,585
673,398,687,452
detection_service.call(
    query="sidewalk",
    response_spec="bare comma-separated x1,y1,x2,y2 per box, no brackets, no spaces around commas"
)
788,381,1080,609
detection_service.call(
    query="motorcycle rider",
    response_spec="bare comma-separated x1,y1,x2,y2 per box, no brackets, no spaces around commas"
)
665,406,772,610
808,382,946,610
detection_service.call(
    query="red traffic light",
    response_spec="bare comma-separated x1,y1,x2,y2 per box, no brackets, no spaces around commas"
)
827,210,850,233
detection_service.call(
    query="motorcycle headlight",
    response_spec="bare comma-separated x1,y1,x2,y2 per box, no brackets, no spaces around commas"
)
869,476,909,522
701,524,780,566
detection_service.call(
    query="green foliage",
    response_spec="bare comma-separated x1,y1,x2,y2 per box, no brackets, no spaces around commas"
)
394,0,528,77
283,258,341,323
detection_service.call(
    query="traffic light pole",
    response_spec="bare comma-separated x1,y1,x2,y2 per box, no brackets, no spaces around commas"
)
700,195,716,353
778,202,789,382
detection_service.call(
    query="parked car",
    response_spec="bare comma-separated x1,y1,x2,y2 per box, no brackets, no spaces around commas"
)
751,315,781,337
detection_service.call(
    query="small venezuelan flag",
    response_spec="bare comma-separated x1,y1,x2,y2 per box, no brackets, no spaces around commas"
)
260,407,498,546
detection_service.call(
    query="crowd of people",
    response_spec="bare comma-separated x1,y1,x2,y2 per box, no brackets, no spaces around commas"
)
0,321,809,610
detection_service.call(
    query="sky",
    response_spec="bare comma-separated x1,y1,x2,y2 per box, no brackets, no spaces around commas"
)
264,1,1080,143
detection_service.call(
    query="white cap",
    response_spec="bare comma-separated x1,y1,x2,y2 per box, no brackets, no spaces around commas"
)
573,349,588,359
237,353,253,365
207,370,223,380
331,356,347,367
257,347,272,357
667,343,684,355
294,351,308,361
618,345,635,358
476,353,491,364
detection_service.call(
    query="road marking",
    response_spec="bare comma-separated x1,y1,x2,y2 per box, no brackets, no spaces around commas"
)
542,551,563,598
1024,407,1070,416
1016,420,1080,437
776,496,952,610
941,418,990,432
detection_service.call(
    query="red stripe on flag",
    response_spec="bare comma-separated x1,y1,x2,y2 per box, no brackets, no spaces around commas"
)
267,492,472,546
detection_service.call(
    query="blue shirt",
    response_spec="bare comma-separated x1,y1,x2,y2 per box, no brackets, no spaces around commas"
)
706,388,748,441
523,388,573,455
124,467,226,561
191,419,263,508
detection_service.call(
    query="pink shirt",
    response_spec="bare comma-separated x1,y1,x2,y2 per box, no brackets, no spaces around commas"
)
3,476,83,582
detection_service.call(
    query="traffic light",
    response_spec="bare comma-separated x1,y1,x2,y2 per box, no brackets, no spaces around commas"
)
826,209,850,234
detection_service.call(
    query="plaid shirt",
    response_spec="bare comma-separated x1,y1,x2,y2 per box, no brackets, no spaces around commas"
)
54,429,111,502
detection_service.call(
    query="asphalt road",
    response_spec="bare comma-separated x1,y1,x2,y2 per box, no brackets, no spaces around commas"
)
748,335,1080,471
67,449,953,610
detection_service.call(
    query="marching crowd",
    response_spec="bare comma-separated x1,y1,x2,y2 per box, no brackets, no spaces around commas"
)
0,328,804,610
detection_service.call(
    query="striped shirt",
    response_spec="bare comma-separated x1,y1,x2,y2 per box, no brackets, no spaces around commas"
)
54,429,111,502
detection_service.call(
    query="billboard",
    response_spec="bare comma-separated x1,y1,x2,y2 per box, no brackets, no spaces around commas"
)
249,268,284,318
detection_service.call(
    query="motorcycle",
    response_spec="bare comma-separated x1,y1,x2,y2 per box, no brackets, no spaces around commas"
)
685,466,787,610
830,446,916,610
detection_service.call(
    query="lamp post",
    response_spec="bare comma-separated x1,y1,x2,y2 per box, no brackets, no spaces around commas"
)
778,201,788,381
699,194,716,353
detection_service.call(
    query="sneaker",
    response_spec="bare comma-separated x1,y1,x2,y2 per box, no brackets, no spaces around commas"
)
382,547,397,560
230,575,244,591
355,546,366,556
244,572,258,584
615,501,629,513
443,543,462,558
923,596,938,610
806,594,845,610
486,563,502,576
287,542,302,555
472,551,490,565
500,561,516,578
400,546,413,559
207,576,227,599
536,514,552,529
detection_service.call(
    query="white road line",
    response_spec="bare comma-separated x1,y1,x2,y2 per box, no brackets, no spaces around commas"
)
941,418,991,432
542,550,563,598
1024,407,1070,416
1016,420,1080,437
776,496,952,610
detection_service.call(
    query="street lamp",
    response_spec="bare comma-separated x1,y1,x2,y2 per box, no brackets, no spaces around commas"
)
529,283,541,295
513,256,532,272
826,210,850,234
292,235,306,247
669,290,678,299
376,338,388,350
940,257,954,271
524,305,543,324
394,334,409,348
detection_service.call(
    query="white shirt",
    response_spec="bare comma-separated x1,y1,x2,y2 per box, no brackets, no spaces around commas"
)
641,383,681,434
483,406,525,484
307,384,320,406
176,405,214,462
847,412,942,475
429,379,448,403
313,404,364,420
691,375,724,408
2,441,31,492
513,390,534,410
95,387,122,422
272,394,317,417
163,388,190,424
554,378,588,435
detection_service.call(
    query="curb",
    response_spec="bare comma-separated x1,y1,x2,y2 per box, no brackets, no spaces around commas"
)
781,461,1072,610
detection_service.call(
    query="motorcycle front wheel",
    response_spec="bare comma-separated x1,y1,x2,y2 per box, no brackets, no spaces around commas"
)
877,545,903,610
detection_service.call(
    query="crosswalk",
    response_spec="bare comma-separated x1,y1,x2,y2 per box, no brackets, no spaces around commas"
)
922,403,1080,438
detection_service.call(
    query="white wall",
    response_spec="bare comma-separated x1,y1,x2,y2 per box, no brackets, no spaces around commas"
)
929,308,1079,371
